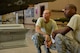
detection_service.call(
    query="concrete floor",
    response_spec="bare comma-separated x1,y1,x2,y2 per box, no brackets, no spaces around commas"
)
0,29,57,53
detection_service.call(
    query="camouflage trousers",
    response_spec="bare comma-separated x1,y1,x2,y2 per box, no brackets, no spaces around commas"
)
32,33,56,53
55,33,80,53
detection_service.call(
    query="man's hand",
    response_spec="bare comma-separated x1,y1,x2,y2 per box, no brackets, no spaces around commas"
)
44,34,50,42
52,33,56,39
44,40,52,48
44,35,52,48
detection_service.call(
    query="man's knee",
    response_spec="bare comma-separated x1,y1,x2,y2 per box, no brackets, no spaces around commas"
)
32,33,39,41
55,33,64,44
32,33,40,47
55,33,63,39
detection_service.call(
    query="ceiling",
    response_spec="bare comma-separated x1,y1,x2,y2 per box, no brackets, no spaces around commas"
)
0,0,55,15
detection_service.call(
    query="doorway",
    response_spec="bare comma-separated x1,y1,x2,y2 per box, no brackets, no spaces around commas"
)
40,5,45,17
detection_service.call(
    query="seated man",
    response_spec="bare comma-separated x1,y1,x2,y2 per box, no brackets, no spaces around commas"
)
32,9,58,53
52,4,80,53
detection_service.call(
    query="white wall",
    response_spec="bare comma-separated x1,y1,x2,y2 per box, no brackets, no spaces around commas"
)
24,2,48,29
24,2,48,24
34,2,48,18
